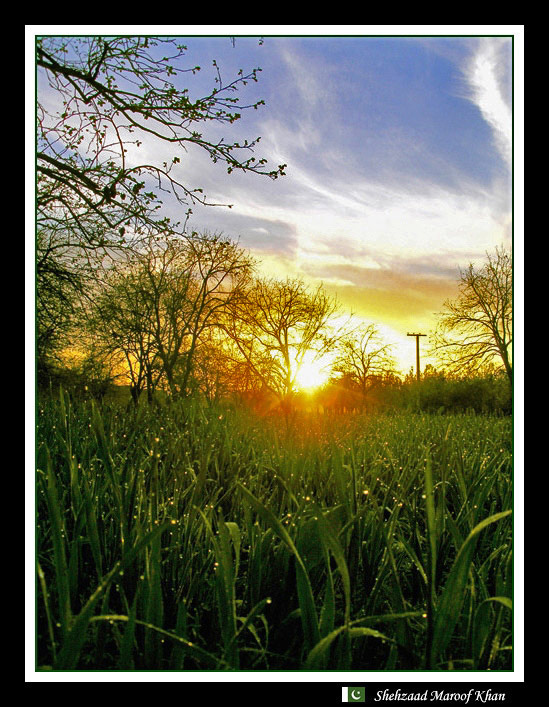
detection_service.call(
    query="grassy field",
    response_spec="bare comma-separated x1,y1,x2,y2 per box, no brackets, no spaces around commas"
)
35,391,513,672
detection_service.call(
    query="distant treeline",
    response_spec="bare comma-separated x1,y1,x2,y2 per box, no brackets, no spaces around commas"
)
39,364,511,416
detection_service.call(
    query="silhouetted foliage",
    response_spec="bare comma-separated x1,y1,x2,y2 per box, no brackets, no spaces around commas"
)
387,368,511,415
430,248,513,385
331,323,398,404
81,231,254,402
223,277,339,412
36,35,285,374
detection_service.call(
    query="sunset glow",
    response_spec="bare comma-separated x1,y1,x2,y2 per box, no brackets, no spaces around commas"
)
294,350,333,392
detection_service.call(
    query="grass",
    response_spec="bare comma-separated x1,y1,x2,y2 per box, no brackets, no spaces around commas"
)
35,390,513,671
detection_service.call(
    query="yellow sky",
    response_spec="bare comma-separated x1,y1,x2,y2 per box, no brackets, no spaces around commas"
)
254,249,461,376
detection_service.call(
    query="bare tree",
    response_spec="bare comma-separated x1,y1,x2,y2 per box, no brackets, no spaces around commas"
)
86,232,254,400
147,233,254,397
430,247,513,384
84,264,161,404
224,277,339,411
332,323,397,401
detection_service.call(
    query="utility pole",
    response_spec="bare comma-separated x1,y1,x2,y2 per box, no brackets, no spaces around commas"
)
407,333,427,382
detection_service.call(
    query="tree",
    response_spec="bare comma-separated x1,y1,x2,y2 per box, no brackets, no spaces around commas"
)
188,328,246,404
37,36,286,240
84,262,161,405
36,226,81,377
430,247,513,384
147,232,254,397
224,277,339,411
331,323,397,401
85,231,254,401
36,220,114,379
36,36,286,373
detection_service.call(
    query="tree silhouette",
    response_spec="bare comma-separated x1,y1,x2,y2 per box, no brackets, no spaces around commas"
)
37,36,286,236
84,231,253,401
36,36,286,371
430,247,513,384
332,323,397,401
224,277,339,412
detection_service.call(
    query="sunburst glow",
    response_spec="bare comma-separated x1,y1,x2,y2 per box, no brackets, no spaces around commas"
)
294,350,332,392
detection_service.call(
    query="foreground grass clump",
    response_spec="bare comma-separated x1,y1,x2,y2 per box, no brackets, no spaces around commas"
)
35,391,513,671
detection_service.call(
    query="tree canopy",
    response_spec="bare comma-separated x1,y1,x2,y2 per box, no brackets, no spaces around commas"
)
223,277,339,407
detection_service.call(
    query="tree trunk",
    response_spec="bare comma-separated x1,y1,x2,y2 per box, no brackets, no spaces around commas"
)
129,384,140,406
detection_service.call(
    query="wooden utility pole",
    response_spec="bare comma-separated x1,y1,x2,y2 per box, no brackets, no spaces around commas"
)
407,332,427,382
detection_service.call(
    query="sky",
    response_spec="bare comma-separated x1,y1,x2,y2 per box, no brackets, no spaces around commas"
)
131,30,516,374
29,26,521,374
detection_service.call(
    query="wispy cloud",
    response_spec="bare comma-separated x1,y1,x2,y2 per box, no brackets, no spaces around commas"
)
278,43,329,112
462,38,512,170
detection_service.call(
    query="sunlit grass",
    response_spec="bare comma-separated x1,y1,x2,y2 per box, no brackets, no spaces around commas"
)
35,391,513,671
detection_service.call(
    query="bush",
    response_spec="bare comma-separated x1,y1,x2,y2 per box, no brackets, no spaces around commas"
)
398,373,512,414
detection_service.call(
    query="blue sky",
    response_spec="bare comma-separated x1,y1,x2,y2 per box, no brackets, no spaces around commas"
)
30,27,519,373
153,31,514,371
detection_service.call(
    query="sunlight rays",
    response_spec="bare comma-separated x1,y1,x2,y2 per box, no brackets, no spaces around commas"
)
293,349,333,392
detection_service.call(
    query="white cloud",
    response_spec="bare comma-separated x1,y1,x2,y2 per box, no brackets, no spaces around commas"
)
463,38,512,170
237,156,507,253
278,42,330,111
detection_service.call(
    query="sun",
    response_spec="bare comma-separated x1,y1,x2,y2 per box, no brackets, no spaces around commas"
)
294,351,332,392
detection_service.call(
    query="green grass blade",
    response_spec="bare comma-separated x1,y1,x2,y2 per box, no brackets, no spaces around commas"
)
81,475,103,579
117,593,137,670
314,506,352,666
224,521,241,579
170,600,189,670
143,526,164,666
423,452,437,668
54,521,171,670
89,615,227,669
237,482,320,653
42,451,72,638
196,508,240,668
319,562,336,640
36,560,57,665
472,596,512,669
314,510,351,625
305,624,391,670
430,510,512,667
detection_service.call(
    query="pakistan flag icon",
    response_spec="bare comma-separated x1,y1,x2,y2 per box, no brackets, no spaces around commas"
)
348,687,365,702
